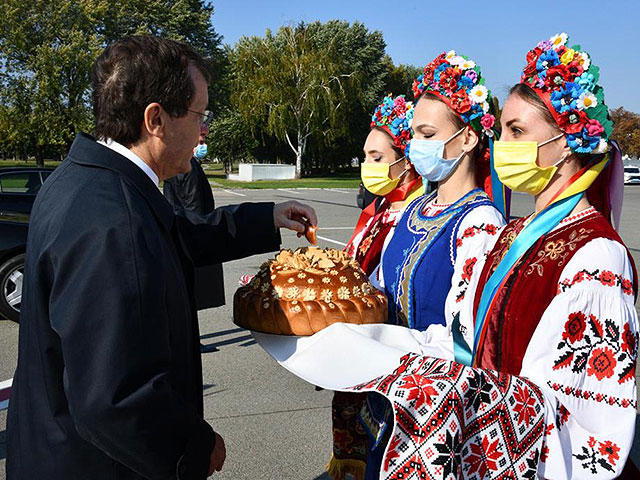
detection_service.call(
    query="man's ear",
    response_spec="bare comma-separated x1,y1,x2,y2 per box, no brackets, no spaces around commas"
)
462,127,479,153
143,102,165,139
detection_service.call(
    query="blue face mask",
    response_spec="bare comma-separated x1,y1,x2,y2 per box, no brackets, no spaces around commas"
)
409,127,466,182
194,143,208,159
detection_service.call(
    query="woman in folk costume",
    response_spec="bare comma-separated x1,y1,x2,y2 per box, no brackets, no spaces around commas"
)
254,35,637,479
330,94,423,480
357,51,507,478
462,33,639,478
374,50,506,335
345,94,423,277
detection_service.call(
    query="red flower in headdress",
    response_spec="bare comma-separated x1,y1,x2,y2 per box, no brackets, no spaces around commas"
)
450,89,471,114
526,47,543,64
439,67,459,93
545,64,572,89
557,110,589,134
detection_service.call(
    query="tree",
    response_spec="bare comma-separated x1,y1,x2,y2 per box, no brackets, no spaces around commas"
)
383,59,422,99
208,110,257,173
231,24,355,178
610,107,640,158
305,21,390,170
0,0,224,164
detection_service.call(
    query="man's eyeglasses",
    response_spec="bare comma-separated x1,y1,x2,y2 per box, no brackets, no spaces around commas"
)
187,109,214,127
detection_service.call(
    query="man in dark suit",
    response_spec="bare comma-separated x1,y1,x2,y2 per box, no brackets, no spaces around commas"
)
7,36,317,480
164,124,226,313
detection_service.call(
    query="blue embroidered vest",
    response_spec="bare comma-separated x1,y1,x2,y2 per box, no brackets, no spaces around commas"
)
382,188,493,331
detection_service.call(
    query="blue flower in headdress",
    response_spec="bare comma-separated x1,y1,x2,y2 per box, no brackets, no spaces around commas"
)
537,49,560,79
576,72,596,92
551,83,582,113
458,76,474,89
567,130,600,154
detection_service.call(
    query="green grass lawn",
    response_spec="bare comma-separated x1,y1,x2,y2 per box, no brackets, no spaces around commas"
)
202,163,361,189
0,160,361,189
0,159,62,168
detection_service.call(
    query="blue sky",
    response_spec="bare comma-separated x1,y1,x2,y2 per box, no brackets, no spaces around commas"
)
211,0,640,112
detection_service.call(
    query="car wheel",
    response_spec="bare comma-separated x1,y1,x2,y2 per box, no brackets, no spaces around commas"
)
0,253,25,323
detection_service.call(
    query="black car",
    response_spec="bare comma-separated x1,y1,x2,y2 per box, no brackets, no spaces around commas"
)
0,167,54,322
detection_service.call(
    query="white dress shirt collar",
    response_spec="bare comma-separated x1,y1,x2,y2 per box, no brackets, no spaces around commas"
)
97,138,159,187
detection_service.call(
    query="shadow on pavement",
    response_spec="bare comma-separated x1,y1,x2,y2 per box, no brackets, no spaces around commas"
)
200,334,254,352
0,428,6,460
313,473,331,480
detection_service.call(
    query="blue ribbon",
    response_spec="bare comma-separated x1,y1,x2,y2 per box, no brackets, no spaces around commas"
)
453,192,583,365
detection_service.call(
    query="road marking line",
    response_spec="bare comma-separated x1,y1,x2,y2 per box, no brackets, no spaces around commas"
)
222,189,246,197
323,188,351,194
317,235,347,247
277,188,301,194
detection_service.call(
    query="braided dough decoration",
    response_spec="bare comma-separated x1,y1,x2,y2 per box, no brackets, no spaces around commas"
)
234,247,387,336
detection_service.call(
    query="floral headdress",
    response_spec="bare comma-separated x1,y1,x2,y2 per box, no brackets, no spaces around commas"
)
520,33,612,154
370,94,414,156
411,50,498,138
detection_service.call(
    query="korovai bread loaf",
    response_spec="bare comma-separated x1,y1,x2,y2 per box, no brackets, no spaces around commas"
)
234,247,387,335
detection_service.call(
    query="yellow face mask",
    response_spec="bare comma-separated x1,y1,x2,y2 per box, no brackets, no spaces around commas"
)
361,157,407,196
493,134,565,195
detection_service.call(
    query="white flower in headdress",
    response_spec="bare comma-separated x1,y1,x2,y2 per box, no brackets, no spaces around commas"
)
576,91,598,110
469,85,489,104
579,52,591,70
594,139,610,154
482,101,490,113
550,33,568,49
449,55,465,66
446,50,457,60
461,59,476,70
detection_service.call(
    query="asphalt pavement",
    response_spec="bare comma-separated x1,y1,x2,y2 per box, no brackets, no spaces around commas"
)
2,186,640,478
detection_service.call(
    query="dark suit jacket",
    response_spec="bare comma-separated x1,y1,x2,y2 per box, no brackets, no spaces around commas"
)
7,133,281,480
163,157,224,309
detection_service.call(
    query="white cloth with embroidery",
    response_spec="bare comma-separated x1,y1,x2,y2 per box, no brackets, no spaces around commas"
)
254,208,638,479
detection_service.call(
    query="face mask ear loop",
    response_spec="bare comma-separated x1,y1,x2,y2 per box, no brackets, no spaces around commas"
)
444,126,467,145
538,132,565,148
389,155,406,167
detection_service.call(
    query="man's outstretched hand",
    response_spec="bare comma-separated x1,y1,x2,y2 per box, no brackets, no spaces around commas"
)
273,201,318,236
208,432,226,476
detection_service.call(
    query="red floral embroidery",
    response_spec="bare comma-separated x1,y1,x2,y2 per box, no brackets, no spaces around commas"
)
457,223,499,249
562,312,587,343
461,257,477,282
398,373,438,409
587,347,617,381
465,436,502,477
541,446,549,462
384,434,402,472
557,268,635,296
546,381,637,409
622,323,637,355
574,436,620,474
554,312,636,385
513,384,537,427
598,440,621,466
598,270,616,286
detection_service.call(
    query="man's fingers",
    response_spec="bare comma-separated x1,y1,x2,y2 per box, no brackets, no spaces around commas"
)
280,218,306,233
293,203,318,226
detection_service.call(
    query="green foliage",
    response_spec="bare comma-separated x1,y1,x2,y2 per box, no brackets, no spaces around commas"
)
231,23,357,177
208,109,257,172
611,107,640,158
0,0,223,164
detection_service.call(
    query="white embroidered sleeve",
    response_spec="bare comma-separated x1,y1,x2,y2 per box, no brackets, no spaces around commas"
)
520,238,638,479
442,205,505,357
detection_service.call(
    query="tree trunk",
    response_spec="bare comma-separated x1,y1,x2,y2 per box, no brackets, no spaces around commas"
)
295,129,303,179
35,145,44,167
